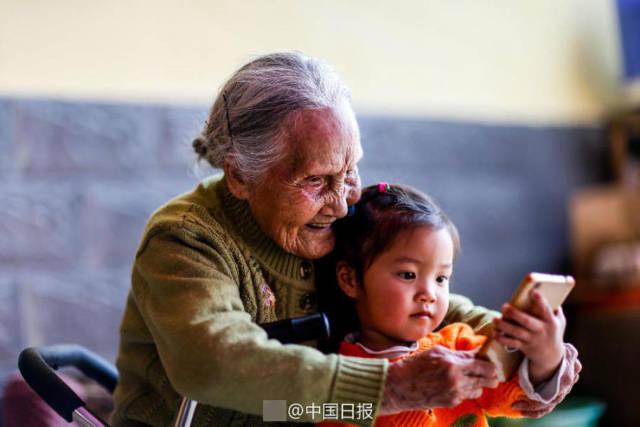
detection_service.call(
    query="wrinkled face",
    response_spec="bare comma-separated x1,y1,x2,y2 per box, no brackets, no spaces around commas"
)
246,107,363,259
355,227,454,350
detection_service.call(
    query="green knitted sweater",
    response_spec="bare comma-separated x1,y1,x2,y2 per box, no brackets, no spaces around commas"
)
111,175,496,427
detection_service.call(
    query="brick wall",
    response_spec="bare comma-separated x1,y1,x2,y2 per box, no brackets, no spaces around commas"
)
0,98,206,387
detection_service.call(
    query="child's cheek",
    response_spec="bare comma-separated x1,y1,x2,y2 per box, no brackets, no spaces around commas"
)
384,287,411,317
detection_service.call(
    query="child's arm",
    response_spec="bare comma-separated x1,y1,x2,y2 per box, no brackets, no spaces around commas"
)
492,289,566,386
447,292,581,418
475,348,570,418
453,292,572,419
512,342,581,418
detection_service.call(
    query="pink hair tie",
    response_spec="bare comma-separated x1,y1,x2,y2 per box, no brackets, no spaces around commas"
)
377,182,391,193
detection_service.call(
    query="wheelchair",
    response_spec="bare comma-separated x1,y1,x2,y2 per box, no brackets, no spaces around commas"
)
18,313,330,427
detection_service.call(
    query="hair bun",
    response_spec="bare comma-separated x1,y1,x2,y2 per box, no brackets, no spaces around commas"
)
192,135,209,157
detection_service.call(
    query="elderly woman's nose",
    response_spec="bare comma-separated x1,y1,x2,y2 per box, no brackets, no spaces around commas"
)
322,187,349,218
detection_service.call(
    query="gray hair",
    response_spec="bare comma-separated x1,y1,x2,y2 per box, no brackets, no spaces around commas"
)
193,52,354,183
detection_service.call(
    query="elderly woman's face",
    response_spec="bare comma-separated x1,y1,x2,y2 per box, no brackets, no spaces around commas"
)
247,108,363,259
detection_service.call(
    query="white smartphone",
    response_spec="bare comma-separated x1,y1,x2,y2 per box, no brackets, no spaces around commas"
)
476,273,575,381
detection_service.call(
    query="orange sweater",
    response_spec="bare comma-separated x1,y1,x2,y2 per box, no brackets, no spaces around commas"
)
318,323,526,427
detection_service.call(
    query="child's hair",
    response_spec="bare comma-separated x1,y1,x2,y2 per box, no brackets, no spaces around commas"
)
333,183,460,283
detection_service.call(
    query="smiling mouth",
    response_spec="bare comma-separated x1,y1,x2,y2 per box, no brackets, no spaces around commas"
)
305,223,333,230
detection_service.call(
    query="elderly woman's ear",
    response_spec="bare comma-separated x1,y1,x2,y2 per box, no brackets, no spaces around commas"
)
224,158,251,200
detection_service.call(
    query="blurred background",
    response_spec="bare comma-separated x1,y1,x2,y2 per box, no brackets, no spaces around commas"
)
1,1,639,425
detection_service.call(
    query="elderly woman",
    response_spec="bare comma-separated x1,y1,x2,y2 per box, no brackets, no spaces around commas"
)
111,52,580,426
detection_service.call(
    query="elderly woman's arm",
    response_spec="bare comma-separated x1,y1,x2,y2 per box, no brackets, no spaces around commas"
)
444,293,499,334
123,221,579,422
124,225,387,424
379,345,498,414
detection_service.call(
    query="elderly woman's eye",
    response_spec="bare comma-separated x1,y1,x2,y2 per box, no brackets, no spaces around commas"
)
306,176,325,187
346,168,359,180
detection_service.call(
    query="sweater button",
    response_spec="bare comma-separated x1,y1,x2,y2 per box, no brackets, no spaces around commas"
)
299,292,316,311
299,261,313,280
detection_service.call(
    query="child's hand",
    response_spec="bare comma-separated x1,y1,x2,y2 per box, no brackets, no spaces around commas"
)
492,290,566,386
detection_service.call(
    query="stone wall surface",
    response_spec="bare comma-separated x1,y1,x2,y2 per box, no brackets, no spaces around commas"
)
0,98,204,394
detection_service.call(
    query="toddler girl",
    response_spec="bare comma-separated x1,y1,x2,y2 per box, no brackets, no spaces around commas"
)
319,183,570,427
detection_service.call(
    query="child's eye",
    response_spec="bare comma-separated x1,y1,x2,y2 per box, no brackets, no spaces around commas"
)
397,271,416,281
436,276,449,285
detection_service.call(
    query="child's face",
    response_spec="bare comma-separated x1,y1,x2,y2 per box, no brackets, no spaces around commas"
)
355,226,453,350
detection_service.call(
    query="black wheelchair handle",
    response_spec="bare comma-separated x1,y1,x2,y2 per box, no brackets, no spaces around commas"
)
18,313,330,422
261,312,330,344
18,344,116,422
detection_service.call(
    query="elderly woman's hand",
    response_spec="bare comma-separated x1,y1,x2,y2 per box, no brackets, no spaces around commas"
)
379,346,498,415
511,343,582,418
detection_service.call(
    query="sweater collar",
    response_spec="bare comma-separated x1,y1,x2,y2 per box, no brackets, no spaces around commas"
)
213,176,313,282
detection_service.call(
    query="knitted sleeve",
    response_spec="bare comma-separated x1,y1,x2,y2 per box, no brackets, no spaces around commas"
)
132,225,386,424
444,294,500,336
